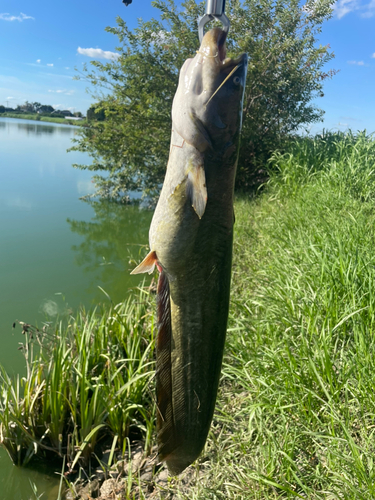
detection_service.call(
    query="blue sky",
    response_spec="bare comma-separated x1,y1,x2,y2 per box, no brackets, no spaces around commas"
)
0,0,374,133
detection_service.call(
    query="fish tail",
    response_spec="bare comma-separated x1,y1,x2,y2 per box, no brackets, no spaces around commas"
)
156,270,179,464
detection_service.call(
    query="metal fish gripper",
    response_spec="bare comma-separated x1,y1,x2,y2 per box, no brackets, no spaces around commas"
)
198,0,230,43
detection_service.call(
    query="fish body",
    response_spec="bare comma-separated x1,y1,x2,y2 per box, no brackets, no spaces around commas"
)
132,28,247,475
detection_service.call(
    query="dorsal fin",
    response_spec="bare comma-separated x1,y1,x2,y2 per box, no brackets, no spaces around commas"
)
156,271,181,461
130,250,157,275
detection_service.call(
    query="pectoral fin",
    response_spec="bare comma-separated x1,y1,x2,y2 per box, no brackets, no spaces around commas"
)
187,165,207,219
172,105,212,154
130,250,157,275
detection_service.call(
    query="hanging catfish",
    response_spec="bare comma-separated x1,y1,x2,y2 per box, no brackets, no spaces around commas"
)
131,27,248,475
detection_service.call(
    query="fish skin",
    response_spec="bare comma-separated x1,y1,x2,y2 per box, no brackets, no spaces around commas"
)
131,28,247,475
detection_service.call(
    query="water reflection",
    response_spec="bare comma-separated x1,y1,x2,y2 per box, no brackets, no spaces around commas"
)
67,199,153,301
77,179,96,195
39,294,73,318
0,450,62,500
16,122,74,136
2,196,34,210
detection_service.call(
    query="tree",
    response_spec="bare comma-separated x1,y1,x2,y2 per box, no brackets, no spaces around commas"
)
17,101,36,113
0,105,5,114
87,105,106,121
39,104,55,114
32,102,42,112
70,0,337,201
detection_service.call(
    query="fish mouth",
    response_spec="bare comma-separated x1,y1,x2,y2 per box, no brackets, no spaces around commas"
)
200,27,246,71
217,29,227,62
199,27,227,61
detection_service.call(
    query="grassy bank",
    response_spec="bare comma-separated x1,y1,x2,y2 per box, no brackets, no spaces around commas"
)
1,113,86,126
2,130,375,498
188,130,375,499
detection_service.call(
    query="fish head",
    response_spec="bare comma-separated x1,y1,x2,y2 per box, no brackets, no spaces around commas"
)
172,28,248,154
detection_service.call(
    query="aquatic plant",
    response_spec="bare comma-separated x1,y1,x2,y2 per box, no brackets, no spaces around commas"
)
0,287,155,470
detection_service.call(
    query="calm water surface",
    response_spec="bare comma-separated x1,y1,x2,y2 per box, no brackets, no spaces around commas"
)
0,117,152,499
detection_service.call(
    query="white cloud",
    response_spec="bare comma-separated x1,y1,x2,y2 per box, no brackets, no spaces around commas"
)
48,89,71,94
340,116,362,122
65,67,70,70
334,0,375,18
42,72,73,80
47,63,54,67
361,0,375,16
36,59,41,63
77,47,119,60
0,12,34,22
347,60,365,65
334,0,360,18
7,96,14,99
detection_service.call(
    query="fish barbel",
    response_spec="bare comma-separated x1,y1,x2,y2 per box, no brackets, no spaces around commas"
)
131,27,247,475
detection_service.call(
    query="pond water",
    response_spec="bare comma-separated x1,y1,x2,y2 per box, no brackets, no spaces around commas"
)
0,117,152,499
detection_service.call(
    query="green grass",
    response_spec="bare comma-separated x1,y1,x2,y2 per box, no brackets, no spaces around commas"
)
4,129,375,498
1,112,86,126
167,130,375,499
0,288,155,470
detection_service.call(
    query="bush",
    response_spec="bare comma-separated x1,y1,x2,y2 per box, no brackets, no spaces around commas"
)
70,0,337,202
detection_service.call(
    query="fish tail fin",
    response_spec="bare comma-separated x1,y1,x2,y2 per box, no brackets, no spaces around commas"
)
130,250,157,275
156,270,180,466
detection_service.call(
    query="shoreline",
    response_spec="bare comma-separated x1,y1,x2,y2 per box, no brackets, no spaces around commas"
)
0,113,86,127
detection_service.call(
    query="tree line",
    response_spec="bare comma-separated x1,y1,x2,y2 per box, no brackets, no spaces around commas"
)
0,101,83,118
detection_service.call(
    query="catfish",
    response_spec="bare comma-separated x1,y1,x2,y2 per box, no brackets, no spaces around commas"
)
132,27,247,475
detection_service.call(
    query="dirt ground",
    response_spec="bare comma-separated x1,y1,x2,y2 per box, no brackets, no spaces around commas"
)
65,443,205,500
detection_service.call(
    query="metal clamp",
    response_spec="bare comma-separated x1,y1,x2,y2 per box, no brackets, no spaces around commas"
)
198,0,230,43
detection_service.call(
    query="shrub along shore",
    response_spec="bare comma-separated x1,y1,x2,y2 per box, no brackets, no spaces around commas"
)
2,130,375,498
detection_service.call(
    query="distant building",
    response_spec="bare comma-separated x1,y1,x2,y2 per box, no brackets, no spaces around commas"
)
51,109,74,117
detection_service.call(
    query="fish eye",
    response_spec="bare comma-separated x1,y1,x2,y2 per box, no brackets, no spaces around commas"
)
233,76,241,85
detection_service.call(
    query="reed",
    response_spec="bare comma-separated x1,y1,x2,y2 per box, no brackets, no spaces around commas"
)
0,287,155,470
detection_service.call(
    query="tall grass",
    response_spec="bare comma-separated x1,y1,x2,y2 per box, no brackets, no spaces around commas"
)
4,130,375,498
170,131,375,499
269,130,375,202
0,288,155,470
